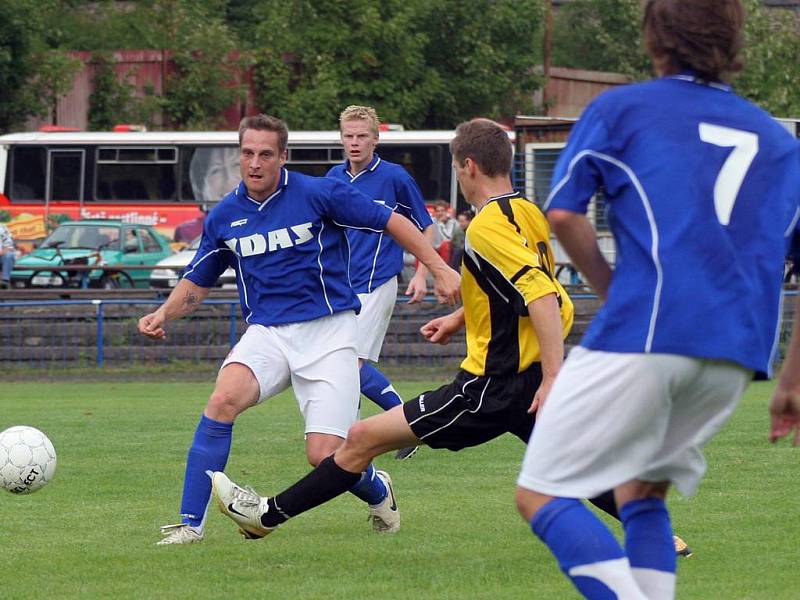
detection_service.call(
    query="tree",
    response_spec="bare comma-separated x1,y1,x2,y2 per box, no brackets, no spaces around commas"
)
250,0,544,129
551,0,651,79
250,0,431,129
87,52,140,130
414,0,545,128
27,52,83,125
0,1,48,132
154,1,245,130
550,0,800,116
737,0,800,116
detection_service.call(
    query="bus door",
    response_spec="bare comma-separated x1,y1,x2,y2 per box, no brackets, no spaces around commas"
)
46,149,85,223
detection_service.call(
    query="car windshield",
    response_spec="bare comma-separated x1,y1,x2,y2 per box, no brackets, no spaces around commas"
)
41,225,120,250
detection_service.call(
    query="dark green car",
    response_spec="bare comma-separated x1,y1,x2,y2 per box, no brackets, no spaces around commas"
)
10,220,173,289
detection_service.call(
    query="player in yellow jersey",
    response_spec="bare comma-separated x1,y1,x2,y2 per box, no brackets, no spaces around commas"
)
207,118,639,540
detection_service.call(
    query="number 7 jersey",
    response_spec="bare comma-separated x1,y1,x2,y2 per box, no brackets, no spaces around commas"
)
545,73,800,377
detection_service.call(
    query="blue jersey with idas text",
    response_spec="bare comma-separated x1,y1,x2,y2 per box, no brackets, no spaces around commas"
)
546,74,800,376
327,154,432,293
184,169,392,326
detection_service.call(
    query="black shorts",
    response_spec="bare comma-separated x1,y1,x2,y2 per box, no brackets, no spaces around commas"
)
403,364,542,451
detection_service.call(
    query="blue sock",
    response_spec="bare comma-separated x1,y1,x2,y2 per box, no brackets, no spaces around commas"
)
360,363,402,411
531,498,644,599
620,498,676,600
348,463,387,505
180,414,233,528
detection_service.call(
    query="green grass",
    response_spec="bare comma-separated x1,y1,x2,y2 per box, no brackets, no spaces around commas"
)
0,380,797,599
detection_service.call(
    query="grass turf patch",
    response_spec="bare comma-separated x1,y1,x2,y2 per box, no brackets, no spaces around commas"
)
0,380,797,599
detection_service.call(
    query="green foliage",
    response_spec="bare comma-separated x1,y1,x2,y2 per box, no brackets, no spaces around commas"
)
26,51,84,125
251,0,543,129
737,0,800,116
551,0,800,117
87,52,137,130
157,2,245,130
551,0,650,78
416,0,545,128
0,1,48,132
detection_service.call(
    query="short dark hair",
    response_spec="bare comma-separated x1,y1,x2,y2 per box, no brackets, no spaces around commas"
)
238,114,289,152
450,119,512,178
643,0,745,82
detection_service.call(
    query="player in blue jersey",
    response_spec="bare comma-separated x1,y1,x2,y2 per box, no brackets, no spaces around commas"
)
138,114,460,545
327,105,435,461
515,1,800,598
771,226,800,444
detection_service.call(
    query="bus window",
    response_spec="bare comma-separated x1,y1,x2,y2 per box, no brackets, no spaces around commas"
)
186,146,240,204
10,147,47,201
95,146,178,202
378,145,448,202
286,147,343,178
51,151,83,201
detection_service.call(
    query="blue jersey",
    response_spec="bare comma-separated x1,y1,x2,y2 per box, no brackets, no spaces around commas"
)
184,169,392,326
327,154,433,293
545,73,800,377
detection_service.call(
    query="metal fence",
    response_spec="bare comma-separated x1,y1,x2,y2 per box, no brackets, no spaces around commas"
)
0,296,466,369
0,291,796,370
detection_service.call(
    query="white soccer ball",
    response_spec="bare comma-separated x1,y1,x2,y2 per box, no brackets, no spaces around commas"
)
0,426,57,494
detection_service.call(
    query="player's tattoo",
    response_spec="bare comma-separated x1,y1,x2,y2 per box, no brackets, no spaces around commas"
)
181,290,201,313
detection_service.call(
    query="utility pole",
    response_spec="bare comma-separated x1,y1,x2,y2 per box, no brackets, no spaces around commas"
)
543,0,553,114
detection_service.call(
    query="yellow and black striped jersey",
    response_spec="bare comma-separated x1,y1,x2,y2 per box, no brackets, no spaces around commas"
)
460,192,573,376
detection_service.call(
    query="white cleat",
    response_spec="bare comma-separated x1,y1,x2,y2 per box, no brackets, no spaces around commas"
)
211,471,276,540
368,470,400,533
157,523,203,545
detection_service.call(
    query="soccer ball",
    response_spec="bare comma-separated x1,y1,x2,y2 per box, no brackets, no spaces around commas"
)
0,426,57,494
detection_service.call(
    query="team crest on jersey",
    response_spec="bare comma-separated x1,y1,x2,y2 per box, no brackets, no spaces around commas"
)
224,222,314,256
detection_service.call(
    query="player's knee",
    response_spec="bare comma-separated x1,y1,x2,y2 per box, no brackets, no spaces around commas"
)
345,420,380,456
615,479,670,507
306,447,333,467
515,486,550,523
206,388,250,422
515,487,534,521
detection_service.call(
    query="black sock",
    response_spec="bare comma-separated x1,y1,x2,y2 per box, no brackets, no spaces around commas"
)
261,455,361,528
588,489,619,520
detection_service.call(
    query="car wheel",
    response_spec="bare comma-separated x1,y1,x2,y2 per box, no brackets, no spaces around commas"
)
99,275,120,289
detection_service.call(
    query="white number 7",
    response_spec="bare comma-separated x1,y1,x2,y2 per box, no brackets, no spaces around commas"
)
699,122,759,226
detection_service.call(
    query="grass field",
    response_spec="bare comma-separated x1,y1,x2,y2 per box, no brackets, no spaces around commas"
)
0,379,798,599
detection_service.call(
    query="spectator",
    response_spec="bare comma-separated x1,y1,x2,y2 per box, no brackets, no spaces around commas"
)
0,223,15,289
433,200,457,263
449,210,473,269
787,229,800,284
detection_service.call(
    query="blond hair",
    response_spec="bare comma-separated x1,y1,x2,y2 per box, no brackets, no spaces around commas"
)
339,105,380,136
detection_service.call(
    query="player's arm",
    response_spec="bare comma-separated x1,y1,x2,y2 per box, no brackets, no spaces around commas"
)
138,278,211,340
769,300,800,445
547,209,612,300
385,212,460,305
405,224,435,303
420,307,465,344
527,293,564,414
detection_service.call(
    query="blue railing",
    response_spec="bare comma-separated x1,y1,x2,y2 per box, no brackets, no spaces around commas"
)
1,291,796,368
0,295,465,368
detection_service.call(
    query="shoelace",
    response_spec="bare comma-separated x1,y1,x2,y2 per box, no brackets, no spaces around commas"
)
232,484,261,508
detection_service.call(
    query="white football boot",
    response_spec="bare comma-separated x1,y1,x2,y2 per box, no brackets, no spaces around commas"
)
368,470,400,533
156,523,203,545
211,471,276,539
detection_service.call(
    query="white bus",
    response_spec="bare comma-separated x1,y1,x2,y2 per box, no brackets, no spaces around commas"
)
0,129,461,246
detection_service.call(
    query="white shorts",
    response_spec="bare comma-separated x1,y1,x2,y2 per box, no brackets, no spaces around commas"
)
356,277,398,362
221,311,360,438
517,347,751,498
